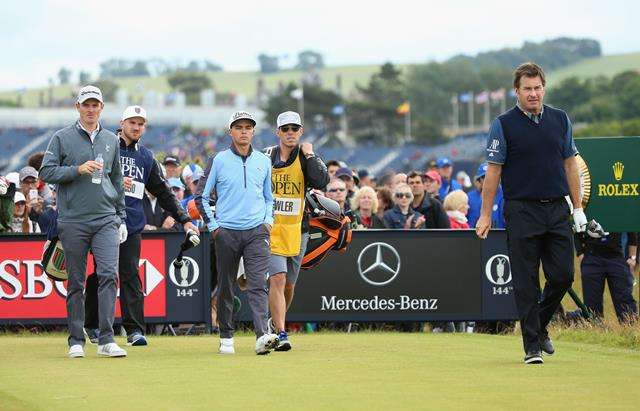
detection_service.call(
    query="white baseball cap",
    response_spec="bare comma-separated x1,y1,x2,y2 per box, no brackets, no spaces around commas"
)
5,172,20,187
228,111,256,129
14,191,26,204
121,105,147,122
181,163,204,182
276,111,302,128
77,85,103,104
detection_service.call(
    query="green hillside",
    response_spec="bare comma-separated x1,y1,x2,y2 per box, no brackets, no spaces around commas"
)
547,52,640,86
2,53,639,108
0,65,404,108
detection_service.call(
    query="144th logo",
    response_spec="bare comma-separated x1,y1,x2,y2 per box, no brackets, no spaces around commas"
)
485,254,513,296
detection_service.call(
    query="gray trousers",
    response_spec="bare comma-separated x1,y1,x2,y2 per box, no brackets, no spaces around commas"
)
215,225,271,338
58,215,120,346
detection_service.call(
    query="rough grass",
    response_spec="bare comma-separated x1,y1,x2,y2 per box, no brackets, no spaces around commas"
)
551,320,640,350
0,332,638,411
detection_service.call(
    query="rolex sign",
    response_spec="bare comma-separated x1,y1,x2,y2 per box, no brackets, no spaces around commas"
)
575,136,640,231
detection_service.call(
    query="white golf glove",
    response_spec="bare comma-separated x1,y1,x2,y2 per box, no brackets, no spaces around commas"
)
118,224,128,243
187,229,200,247
572,208,588,233
0,177,8,196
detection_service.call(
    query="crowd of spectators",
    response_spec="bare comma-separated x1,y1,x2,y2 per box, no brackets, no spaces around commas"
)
2,147,637,331
0,150,496,237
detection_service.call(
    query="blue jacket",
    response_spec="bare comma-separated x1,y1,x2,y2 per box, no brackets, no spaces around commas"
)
383,206,424,229
467,185,505,229
196,145,274,231
120,137,190,234
439,178,462,200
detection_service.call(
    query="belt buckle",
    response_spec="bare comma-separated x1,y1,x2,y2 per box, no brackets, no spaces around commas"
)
539,199,552,203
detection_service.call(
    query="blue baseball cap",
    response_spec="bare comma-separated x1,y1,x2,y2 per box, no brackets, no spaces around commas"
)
436,157,452,168
168,178,184,189
475,162,488,180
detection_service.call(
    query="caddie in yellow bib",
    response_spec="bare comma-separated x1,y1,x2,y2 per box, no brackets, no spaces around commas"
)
263,111,329,351
271,154,305,256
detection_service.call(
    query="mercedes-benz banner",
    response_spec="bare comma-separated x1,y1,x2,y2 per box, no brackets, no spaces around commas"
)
287,230,514,322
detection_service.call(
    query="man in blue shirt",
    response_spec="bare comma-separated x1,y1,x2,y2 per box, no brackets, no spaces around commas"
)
195,111,279,355
476,63,587,365
436,157,461,199
467,162,504,229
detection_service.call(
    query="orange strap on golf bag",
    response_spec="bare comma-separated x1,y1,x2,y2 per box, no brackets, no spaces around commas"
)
301,215,352,270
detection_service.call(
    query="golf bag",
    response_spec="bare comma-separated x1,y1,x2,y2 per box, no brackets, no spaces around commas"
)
42,237,67,281
41,217,68,281
301,191,352,270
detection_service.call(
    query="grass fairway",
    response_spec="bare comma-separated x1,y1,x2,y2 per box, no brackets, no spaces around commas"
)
0,332,638,410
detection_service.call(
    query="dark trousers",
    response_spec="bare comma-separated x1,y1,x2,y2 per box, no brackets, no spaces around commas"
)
86,233,145,335
581,254,638,322
504,199,574,354
214,225,271,339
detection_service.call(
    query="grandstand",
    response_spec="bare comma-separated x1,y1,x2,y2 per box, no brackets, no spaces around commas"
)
0,106,488,176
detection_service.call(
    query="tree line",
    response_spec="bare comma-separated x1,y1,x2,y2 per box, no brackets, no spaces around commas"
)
264,37,607,143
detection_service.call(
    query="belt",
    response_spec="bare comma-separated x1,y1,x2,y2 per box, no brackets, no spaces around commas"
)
508,197,564,203
532,197,564,203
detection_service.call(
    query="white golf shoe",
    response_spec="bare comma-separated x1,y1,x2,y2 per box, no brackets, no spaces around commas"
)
97,342,127,357
219,338,235,354
255,333,279,355
68,344,84,358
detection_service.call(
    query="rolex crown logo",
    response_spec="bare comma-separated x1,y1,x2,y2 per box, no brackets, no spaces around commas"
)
613,162,624,181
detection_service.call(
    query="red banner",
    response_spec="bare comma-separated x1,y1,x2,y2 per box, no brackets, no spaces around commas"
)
0,239,166,319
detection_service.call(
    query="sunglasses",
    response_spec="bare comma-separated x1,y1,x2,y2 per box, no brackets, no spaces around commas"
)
395,192,412,199
280,125,301,132
171,187,183,192
327,188,346,193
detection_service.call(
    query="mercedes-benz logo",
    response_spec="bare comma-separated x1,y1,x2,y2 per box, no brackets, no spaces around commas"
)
357,242,401,286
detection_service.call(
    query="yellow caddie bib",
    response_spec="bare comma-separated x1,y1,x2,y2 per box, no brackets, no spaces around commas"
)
271,151,305,256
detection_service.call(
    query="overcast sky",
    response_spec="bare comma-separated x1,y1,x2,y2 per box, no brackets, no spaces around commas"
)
2,0,638,90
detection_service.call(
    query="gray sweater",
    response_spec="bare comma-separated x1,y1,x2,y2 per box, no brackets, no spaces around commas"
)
40,122,126,224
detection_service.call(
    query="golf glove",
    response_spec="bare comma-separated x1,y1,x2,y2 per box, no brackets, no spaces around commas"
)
187,229,200,247
572,208,587,233
118,224,128,243
586,219,609,239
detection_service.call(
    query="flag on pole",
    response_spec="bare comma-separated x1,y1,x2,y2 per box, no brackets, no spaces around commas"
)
490,88,505,101
475,91,489,104
396,101,410,115
332,105,345,115
459,92,472,103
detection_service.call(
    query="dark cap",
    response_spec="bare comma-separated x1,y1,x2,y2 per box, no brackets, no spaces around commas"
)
335,167,353,180
163,156,180,166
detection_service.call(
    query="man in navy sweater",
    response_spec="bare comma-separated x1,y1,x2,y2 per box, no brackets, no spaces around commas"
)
84,106,198,346
476,63,587,365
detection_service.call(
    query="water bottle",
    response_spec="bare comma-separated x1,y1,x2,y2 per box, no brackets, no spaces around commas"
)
91,153,104,184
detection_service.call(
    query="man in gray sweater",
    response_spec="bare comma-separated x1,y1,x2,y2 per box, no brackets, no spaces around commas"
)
40,85,128,358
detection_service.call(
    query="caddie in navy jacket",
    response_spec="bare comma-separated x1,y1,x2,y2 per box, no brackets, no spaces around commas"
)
84,106,197,346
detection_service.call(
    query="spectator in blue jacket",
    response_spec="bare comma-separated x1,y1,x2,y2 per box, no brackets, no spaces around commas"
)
467,162,505,229
383,183,425,229
437,157,462,199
